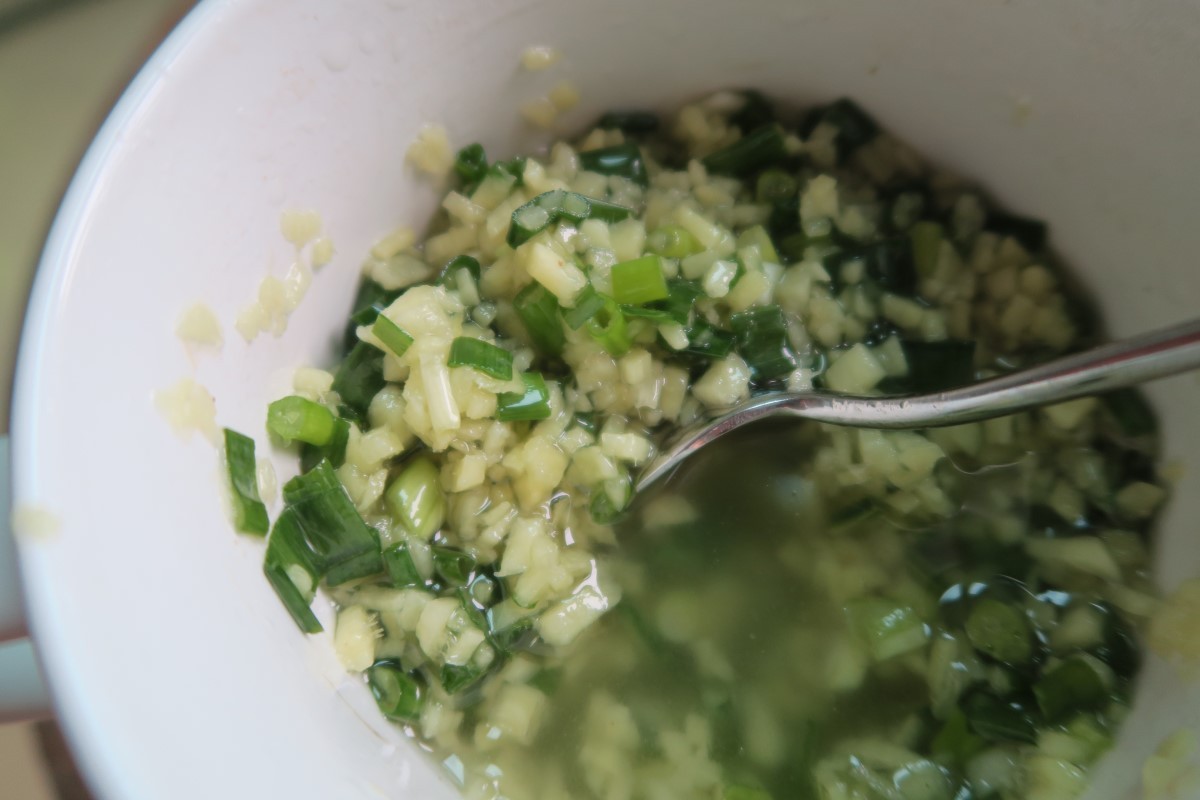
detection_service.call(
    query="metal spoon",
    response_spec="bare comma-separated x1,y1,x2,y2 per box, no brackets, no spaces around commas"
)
637,317,1200,491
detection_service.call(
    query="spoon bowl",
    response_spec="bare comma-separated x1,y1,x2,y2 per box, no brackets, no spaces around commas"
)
638,316,1200,490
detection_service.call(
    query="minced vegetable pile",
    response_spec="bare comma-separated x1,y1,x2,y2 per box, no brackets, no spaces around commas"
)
221,91,1168,800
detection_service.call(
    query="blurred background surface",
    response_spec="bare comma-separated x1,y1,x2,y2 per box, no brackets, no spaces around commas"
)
1,1,192,796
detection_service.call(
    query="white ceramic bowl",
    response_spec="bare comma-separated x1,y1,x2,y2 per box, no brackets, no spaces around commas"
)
9,0,1200,797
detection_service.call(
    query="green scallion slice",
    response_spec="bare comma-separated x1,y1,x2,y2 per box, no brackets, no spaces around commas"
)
701,125,788,177
909,220,943,278
382,541,424,587
435,254,482,288
510,188,634,237
579,143,648,186
1034,656,1111,721
901,340,976,393
332,341,385,418
724,787,773,800
620,306,675,324
562,285,608,329
282,460,382,583
730,89,775,131
346,280,401,340
453,143,488,185
965,598,1033,664
448,337,514,380
611,254,669,305
262,509,323,633
805,98,880,160
582,195,635,223
497,372,552,422
432,547,477,587
441,662,488,694
649,279,703,325
964,693,1040,744
367,662,425,721
585,296,631,356
683,321,735,359
731,306,797,381
986,211,1048,252
371,315,414,357
513,283,565,354
647,225,703,259
596,110,660,134
267,396,337,446
589,475,631,524
1103,388,1157,438
755,168,798,204
385,456,446,540
223,428,269,536
299,417,350,473
930,710,986,769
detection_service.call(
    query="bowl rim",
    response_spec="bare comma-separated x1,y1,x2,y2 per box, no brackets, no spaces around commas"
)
10,2,231,797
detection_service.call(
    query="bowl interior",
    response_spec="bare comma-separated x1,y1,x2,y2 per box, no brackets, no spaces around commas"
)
13,0,1200,797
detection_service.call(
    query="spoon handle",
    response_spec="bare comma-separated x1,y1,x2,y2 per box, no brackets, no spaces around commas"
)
792,315,1200,429
637,317,1200,490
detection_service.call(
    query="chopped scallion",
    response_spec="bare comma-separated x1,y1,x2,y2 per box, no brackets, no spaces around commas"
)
223,428,269,536
1034,656,1111,721
931,710,986,769
282,460,382,583
262,509,323,633
435,254,482,287
731,306,797,381
683,321,735,359
453,143,488,185
492,157,526,185
581,198,631,226
805,98,880,160
299,417,350,472
497,372,552,422
507,190,633,247
432,546,477,587
909,220,944,278
828,239,917,295
964,693,1040,744
987,211,1048,252
346,280,401,345
367,662,425,721
611,254,669,305
332,341,386,417
513,283,565,354
702,125,787,177
585,296,631,356
651,279,703,325
724,787,773,800
647,225,703,259
590,476,631,524
730,89,776,131
620,305,676,324
448,337,514,380
1103,388,1157,438
371,315,414,357
441,662,488,694
901,340,976,393
384,456,446,540
579,143,648,186
562,285,608,329
382,541,424,587
846,598,929,661
267,396,337,446
755,169,798,205
596,110,660,134
965,598,1032,664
